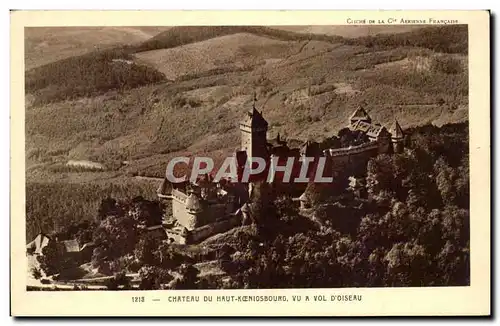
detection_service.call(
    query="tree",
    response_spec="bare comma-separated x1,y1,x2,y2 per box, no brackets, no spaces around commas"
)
105,271,131,290
97,197,119,220
338,128,355,147
440,205,469,246
434,157,458,205
92,215,138,264
134,236,160,266
435,240,469,286
248,181,275,228
138,265,172,290
366,155,397,200
321,135,341,150
126,197,163,227
454,154,470,209
37,241,76,276
384,241,430,286
31,267,42,280
171,264,200,289
155,242,190,270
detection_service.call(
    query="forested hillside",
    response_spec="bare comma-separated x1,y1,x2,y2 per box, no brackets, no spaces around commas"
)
30,122,469,288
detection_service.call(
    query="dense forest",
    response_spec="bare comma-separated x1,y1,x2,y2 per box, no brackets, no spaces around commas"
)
25,49,166,106
137,25,467,54
25,180,158,241
343,25,468,54
31,121,469,289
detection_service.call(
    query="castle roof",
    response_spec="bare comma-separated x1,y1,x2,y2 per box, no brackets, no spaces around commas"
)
62,239,80,253
300,140,320,156
194,173,214,187
157,178,171,196
79,242,95,252
298,192,309,202
185,193,204,213
367,125,387,138
240,107,268,129
349,106,371,122
267,133,287,147
352,121,386,138
26,233,51,255
390,120,404,139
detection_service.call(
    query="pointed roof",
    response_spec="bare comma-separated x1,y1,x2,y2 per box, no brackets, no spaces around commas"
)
26,233,51,255
300,140,320,156
390,120,404,139
240,106,268,129
157,178,171,196
352,120,387,139
298,191,309,202
79,242,95,252
267,133,287,147
367,125,386,139
349,106,372,122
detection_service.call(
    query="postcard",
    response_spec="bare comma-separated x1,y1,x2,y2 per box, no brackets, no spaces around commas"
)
10,10,490,317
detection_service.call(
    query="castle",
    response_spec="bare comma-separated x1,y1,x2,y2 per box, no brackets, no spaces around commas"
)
157,103,404,244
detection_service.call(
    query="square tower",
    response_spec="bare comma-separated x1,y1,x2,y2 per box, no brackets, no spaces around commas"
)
239,106,269,162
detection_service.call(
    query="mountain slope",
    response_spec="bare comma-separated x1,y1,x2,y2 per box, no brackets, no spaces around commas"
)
134,33,314,80
133,26,343,53
25,25,468,181
25,49,167,106
273,25,425,37
25,27,170,70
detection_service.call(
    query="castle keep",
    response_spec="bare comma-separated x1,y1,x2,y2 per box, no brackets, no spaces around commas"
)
157,103,404,243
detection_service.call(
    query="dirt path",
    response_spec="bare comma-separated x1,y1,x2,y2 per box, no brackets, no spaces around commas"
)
134,176,164,182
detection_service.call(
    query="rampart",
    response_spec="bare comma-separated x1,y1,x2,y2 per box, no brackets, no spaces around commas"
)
188,214,242,244
324,141,379,175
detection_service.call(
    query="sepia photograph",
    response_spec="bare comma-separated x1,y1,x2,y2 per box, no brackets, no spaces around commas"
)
10,10,490,317
23,23,471,291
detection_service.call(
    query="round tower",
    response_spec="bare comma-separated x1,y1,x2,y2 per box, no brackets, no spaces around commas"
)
184,192,204,230
389,120,404,154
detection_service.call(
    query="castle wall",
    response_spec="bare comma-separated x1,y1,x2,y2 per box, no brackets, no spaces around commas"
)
171,189,234,231
200,203,226,226
211,204,228,221
326,141,379,158
188,214,242,244
240,128,253,154
171,194,198,230
327,141,379,177
393,140,404,154
377,132,393,154
165,228,187,245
